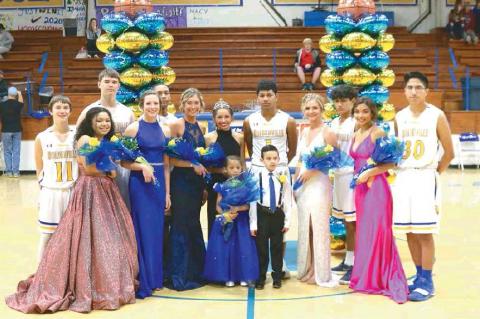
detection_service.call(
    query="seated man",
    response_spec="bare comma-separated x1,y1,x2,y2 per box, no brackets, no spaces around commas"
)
0,24,14,59
294,38,321,91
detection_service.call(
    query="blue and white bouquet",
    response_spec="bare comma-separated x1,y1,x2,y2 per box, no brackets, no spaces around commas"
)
194,142,226,168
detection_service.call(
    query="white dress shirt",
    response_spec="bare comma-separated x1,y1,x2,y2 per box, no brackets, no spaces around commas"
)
249,167,293,231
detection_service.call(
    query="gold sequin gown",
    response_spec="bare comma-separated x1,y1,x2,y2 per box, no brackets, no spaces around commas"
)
5,170,138,313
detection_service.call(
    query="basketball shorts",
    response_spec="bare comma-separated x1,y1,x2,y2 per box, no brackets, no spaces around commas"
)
38,187,72,234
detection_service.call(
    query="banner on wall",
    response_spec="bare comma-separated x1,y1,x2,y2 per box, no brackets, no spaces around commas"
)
271,0,416,5
0,0,86,33
446,0,473,5
0,0,65,10
95,0,242,5
95,5,187,28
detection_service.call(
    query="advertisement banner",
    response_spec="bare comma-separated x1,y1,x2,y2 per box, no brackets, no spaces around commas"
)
95,0,241,5
271,0,416,5
96,6,187,28
0,0,65,10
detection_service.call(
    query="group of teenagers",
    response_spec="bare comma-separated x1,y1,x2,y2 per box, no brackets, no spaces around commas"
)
5,68,454,314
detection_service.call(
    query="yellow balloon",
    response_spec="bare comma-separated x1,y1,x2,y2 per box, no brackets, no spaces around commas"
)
96,33,115,54
152,66,176,85
120,66,153,88
320,69,341,87
150,32,174,50
116,31,150,52
323,102,337,121
341,32,376,52
377,33,395,52
126,103,143,120
377,69,396,87
342,67,376,86
378,103,396,121
319,34,341,54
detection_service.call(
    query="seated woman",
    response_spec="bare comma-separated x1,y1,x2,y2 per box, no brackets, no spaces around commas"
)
0,23,14,59
447,1,467,40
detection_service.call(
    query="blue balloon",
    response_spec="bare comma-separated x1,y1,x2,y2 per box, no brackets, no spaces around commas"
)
357,14,389,36
325,14,356,37
359,84,390,105
100,12,133,35
359,49,390,71
103,51,134,71
330,216,346,238
326,50,356,72
134,12,165,34
117,85,138,104
326,86,335,100
137,49,169,69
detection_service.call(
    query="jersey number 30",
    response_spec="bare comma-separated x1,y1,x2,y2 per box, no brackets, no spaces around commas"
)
403,140,425,160
55,161,74,182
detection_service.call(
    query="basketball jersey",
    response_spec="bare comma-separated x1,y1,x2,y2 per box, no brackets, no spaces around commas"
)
38,128,78,189
396,104,442,169
330,117,355,174
248,110,290,166
84,100,135,134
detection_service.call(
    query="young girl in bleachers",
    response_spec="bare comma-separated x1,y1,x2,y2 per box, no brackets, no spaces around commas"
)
203,156,259,287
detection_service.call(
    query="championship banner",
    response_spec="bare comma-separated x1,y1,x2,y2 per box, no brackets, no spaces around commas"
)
95,0,242,6
0,0,65,10
271,0,416,5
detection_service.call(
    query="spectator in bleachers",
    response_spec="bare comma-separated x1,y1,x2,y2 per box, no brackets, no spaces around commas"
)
86,18,101,58
473,0,480,36
0,23,14,59
0,87,23,177
464,3,479,44
0,70,8,101
294,38,321,91
447,0,467,40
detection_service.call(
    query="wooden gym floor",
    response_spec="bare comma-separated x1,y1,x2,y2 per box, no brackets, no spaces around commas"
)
0,169,479,319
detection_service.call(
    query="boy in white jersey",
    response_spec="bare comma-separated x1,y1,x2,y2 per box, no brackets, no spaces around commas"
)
329,85,356,284
75,69,134,207
393,72,454,301
35,95,78,262
243,80,298,279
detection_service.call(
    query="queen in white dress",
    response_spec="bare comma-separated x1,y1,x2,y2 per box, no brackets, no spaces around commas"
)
294,93,338,287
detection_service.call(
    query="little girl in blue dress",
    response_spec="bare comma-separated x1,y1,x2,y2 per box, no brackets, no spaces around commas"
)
203,156,259,287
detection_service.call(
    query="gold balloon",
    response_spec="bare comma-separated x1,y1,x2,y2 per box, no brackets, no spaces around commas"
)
120,66,153,88
377,33,395,52
320,69,341,87
116,31,150,52
323,102,337,121
150,32,174,50
126,103,143,120
330,235,346,251
319,34,341,54
341,32,376,52
96,33,115,54
377,69,396,87
378,103,396,121
152,66,176,85
342,67,376,86
167,102,177,115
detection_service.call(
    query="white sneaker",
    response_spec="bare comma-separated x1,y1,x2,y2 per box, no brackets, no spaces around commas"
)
240,281,248,287
225,281,235,287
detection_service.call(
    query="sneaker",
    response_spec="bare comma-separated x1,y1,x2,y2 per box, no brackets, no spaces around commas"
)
240,281,248,287
12,173,20,178
339,269,352,285
408,278,435,302
331,260,352,273
225,281,235,287
301,83,308,91
308,83,315,91
408,275,420,293
3,172,12,177
272,280,282,289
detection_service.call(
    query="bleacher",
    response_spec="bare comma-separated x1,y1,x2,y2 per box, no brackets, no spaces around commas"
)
1,26,479,139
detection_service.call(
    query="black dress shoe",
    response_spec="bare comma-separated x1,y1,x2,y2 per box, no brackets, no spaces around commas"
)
273,280,282,289
255,281,265,290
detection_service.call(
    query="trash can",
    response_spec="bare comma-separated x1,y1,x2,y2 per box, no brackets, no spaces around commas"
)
461,76,480,110
292,18,303,27
64,18,77,37
39,86,54,107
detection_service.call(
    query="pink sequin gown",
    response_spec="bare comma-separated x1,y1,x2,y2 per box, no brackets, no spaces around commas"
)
349,134,408,304
5,170,138,313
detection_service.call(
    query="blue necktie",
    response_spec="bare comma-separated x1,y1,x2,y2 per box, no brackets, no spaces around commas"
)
269,172,276,212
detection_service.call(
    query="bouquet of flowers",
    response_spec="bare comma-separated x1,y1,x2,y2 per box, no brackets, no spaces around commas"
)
79,136,153,179
350,136,405,188
194,142,226,168
293,144,354,191
165,137,199,165
213,170,260,241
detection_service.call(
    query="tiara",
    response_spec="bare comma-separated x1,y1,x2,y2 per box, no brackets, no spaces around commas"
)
213,98,231,110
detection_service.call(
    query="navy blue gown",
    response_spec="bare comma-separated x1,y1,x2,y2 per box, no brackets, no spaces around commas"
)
129,120,166,298
165,120,206,291
203,211,259,283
